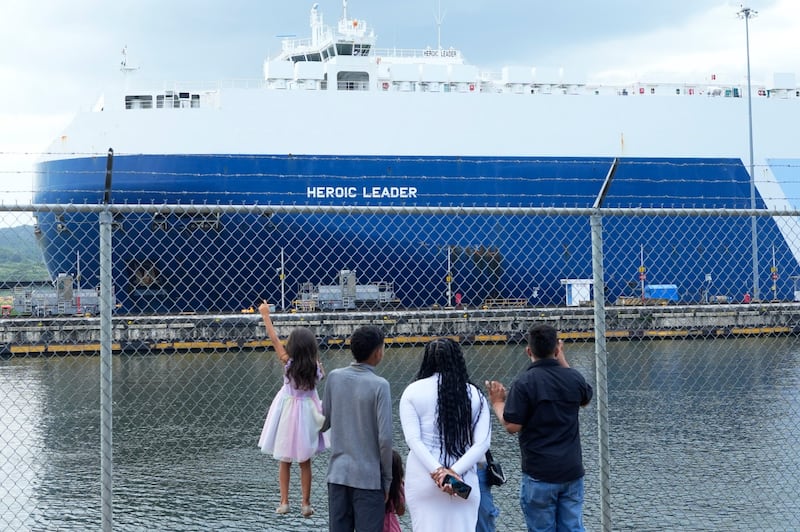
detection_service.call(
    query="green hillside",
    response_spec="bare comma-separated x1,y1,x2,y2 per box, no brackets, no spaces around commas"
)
0,225,50,282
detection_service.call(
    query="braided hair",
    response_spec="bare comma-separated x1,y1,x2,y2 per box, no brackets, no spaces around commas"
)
415,338,482,467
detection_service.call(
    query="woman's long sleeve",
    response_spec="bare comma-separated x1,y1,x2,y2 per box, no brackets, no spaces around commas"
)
400,386,443,473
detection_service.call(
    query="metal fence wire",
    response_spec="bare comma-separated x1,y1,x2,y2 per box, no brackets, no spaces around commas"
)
1,202,800,531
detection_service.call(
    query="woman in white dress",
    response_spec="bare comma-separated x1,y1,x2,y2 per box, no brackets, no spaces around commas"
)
399,338,491,531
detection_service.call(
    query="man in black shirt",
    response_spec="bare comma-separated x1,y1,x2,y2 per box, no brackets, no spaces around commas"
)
486,324,593,531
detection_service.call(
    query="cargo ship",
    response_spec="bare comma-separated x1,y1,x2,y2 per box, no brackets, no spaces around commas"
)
33,2,800,313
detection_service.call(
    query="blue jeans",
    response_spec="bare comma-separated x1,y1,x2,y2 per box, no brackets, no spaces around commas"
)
476,466,500,532
519,474,585,532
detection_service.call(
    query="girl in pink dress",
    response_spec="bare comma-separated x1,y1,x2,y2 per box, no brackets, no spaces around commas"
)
384,450,406,531
257,301,328,518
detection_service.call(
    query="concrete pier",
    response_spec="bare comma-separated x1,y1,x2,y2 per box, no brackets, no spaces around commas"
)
2,302,800,356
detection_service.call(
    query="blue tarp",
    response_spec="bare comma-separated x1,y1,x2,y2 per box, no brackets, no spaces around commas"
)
644,284,679,302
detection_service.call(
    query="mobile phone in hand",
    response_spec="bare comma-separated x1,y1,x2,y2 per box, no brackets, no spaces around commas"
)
443,474,472,499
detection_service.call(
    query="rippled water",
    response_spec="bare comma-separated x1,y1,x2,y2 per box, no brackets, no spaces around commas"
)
2,337,800,530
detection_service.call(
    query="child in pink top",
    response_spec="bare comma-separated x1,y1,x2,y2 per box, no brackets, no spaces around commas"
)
384,450,406,531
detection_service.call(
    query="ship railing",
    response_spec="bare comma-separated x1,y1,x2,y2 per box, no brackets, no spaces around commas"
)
337,80,370,91
281,37,315,52
279,33,339,55
371,47,463,62
123,79,266,94
472,72,782,98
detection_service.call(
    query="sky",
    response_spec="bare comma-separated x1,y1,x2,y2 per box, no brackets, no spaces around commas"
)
1,0,799,211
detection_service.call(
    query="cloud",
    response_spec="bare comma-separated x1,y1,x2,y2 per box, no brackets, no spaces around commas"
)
0,112,73,214
537,0,800,84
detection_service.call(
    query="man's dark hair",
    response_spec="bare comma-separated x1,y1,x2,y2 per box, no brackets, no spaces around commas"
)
350,325,385,362
528,324,558,359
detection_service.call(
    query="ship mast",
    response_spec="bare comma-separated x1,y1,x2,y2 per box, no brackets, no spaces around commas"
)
310,3,324,46
120,45,139,93
120,45,138,74
434,0,446,51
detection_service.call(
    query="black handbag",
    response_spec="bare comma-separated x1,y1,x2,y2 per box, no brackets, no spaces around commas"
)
485,449,506,486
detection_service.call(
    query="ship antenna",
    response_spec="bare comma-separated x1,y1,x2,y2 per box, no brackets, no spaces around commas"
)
120,45,139,74
434,0,447,50
343,0,347,21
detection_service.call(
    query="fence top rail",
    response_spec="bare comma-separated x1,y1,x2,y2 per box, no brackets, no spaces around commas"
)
8,203,800,217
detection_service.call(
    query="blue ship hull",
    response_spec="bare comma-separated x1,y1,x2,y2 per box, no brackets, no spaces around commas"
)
34,154,794,313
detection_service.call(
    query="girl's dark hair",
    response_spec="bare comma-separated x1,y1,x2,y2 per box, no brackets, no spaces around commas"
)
386,450,405,512
285,327,319,390
415,338,483,467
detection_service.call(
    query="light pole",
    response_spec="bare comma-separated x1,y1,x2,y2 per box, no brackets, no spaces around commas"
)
739,6,759,301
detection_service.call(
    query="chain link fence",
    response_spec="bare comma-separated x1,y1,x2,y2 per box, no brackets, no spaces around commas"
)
1,201,800,530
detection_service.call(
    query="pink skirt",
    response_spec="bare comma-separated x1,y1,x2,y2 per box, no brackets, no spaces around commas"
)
258,385,329,462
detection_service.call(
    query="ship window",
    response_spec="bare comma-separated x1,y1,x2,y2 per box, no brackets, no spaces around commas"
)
336,43,354,56
650,87,655,94
191,94,200,108
157,94,179,108
337,71,369,91
125,95,153,109
327,45,335,57
675,88,681,95
307,52,321,61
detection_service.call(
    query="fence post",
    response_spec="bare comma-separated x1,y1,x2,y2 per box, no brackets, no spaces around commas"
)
100,150,114,531
590,213,611,531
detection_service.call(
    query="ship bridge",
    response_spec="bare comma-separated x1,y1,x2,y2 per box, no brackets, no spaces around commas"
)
277,2,376,63
262,1,475,92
